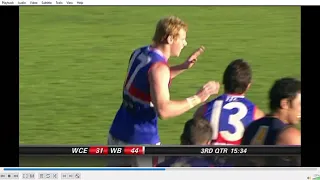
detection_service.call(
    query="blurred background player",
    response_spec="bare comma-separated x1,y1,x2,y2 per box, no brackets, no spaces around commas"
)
157,118,215,167
240,77,301,166
107,16,220,167
194,59,265,145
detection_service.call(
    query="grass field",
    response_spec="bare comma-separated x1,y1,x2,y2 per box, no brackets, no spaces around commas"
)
19,6,300,145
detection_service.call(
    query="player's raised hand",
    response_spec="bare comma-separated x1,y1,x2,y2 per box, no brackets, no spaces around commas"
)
196,81,220,102
183,46,205,69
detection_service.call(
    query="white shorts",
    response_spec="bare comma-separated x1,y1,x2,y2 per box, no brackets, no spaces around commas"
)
107,134,164,167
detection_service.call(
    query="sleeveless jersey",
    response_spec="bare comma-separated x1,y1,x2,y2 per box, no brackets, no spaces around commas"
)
157,157,214,167
203,94,257,145
241,116,289,145
109,46,171,144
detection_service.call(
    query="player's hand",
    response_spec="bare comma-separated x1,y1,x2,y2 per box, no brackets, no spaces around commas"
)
196,81,220,102
182,46,205,69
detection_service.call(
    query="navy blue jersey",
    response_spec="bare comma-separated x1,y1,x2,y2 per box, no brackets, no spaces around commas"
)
240,117,300,167
241,116,289,145
202,94,257,145
109,46,171,144
157,157,214,167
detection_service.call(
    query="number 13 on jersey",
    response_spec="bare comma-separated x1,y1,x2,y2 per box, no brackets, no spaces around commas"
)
210,100,249,144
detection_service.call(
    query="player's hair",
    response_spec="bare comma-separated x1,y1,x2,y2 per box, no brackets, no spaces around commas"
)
180,118,213,145
269,77,301,112
152,16,188,44
223,59,252,94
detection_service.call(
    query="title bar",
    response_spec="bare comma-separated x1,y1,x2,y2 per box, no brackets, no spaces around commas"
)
1,0,320,5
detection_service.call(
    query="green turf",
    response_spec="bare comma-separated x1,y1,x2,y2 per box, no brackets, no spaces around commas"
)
19,6,300,145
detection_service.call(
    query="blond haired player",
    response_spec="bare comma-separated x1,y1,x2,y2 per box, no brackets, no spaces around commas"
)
107,16,220,167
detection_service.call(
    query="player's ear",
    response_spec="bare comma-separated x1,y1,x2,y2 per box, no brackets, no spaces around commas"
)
167,35,174,45
280,98,289,110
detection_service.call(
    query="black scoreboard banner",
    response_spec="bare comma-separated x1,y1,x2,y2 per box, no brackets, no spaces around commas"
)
19,145,301,156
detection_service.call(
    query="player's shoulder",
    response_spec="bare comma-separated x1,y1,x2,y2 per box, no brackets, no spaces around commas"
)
232,94,256,108
245,116,269,129
249,116,285,129
201,94,225,112
268,117,289,129
137,45,166,61
281,126,301,136
250,116,271,124
132,45,154,56
148,61,170,75
277,126,301,145
132,45,148,54
206,94,225,104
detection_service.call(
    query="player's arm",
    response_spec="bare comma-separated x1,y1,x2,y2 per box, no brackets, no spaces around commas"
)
149,63,219,120
253,106,265,120
149,63,197,119
169,64,188,79
276,127,301,145
170,46,205,79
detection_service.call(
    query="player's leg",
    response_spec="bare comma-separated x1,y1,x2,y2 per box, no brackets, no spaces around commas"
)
106,134,138,167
